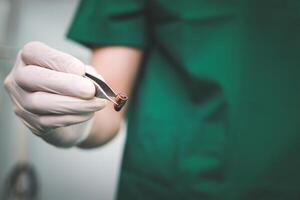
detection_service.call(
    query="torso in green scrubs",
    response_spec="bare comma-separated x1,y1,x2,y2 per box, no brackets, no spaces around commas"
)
68,0,300,199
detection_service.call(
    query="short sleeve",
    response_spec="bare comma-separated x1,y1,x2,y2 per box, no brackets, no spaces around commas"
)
66,0,147,49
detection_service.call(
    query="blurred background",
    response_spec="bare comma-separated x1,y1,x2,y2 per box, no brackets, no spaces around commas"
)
0,0,126,199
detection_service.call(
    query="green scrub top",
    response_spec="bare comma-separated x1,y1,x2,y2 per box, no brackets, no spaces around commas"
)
67,0,300,199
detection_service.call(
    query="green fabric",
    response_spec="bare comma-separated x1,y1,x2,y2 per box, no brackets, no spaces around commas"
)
67,0,147,48
67,0,300,199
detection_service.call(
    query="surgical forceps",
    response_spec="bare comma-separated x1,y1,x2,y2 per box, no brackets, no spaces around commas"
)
84,72,128,111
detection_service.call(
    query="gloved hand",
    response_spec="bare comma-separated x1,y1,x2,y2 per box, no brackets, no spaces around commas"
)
4,41,107,147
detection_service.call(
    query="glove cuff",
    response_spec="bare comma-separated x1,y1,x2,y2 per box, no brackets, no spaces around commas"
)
42,118,94,148
74,117,94,146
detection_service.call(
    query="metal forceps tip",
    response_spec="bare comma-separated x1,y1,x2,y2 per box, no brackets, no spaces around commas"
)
84,72,128,112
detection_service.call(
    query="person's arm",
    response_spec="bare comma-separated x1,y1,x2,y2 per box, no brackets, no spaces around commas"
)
78,46,142,148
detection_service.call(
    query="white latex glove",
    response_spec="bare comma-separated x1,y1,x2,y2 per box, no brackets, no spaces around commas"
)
4,41,107,147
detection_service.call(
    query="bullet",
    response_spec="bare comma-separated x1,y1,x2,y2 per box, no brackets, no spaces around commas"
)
114,93,128,111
